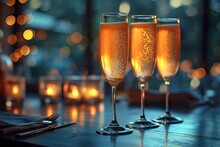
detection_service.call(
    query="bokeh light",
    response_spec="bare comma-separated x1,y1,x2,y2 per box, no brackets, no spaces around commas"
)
180,60,192,72
30,0,42,9
17,15,27,25
190,78,200,89
6,15,16,26
20,45,30,56
23,29,35,40
210,62,220,76
70,32,83,44
6,0,16,6
18,0,28,4
188,68,206,79
60,46,71,58
119,0,130,14
7,34,17,45
36,30,47,40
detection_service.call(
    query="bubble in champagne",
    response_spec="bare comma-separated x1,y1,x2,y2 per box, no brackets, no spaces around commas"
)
111,28,128,79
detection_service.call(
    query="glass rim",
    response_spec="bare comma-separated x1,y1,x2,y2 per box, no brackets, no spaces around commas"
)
131,15,156,19
101,12,128,17
157,18,180,23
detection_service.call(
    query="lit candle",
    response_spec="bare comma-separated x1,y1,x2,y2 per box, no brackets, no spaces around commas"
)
66,85,81,99
5,76,25,107
45,84,56,96
39,76,61,103
80,75,104,103
82,86,100,100
12,85,19,95
63,76,82,103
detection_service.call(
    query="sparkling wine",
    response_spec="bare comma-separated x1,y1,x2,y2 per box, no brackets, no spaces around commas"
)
156,24,180,82
130,22,156,82
99,22,128,86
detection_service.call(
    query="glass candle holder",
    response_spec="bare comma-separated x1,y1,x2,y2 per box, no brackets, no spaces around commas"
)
5,75,25,107
63,76,83,104
81,75,104,103
39,75,62,104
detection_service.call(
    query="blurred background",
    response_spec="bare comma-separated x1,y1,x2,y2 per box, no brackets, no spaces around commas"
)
0,0,220,97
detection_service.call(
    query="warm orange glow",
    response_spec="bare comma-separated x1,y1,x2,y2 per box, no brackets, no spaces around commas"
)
7,34,17,45
10,52,20,62
71,86,80,97
195,68,206,79
82,86,100,99
20,45,30,56
156,24,180,81
12,85,19,95
15,49,22,58
13,108,19,114
65,85,81,99
6,15,16,26
18,0,28,4
71,107,78,122
17,15,27,25
23,29,34,40
90,106,96,116
88,88,99,97
6,0,16,6
180,60,192,72
36,30,47,40
210,62,220,76
70,32,83,44
99,103,105,112
188,68,206,79
46,105,53,117
46,86,55,96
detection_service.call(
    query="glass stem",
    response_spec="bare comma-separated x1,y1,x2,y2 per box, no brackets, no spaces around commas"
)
165,81,170,116
111,86,117,124
140,83,146,119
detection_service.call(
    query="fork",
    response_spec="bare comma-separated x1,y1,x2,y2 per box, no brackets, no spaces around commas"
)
0,114,60,135
18,114,60,126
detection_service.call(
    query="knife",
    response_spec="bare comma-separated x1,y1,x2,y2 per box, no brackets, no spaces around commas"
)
15,121,76,139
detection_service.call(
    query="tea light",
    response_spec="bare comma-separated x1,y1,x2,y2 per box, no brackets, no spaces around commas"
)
39,76,62,104
5,75,25,107
63,76,82,103
81,76,104,103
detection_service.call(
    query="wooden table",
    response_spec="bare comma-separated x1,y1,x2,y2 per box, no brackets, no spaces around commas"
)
0,93,220,146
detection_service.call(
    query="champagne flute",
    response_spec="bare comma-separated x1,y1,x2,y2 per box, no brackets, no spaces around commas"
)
96,12,133,135
126,15,159,129
152,18,183,124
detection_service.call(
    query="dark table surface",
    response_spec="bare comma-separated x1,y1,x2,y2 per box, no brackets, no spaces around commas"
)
0,93,220,147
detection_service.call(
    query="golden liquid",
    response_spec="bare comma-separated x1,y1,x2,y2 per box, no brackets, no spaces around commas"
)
156,24,180,82
130,22,156,82
100,22,128,86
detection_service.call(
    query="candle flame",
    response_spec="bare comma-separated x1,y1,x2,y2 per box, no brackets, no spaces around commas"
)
88,88,99,97
71,86,80,97
12,85,19,95
46,85,54,95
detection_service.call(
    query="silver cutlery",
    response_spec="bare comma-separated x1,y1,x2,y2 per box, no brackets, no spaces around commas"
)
18,114,60,126
0,114,60,135
15,121,76,139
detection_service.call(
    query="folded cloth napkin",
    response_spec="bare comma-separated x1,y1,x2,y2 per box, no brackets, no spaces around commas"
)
127,88,203,109
0,111,45,135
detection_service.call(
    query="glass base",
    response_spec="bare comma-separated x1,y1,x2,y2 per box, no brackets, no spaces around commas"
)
152,115,183,124
96,123,133,135
126,118,160,129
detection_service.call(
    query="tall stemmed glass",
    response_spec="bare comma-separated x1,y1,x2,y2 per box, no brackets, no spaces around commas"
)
96,12,133,135
126,15,159,129
152,18,183,124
